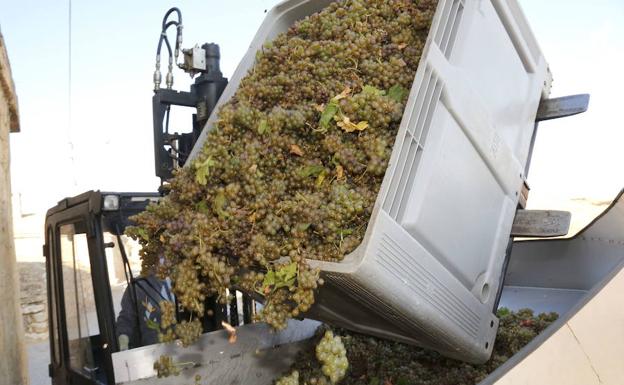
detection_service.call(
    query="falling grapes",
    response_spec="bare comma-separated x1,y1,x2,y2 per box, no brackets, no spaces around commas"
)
175,318,203,347
153,355,180,378
127,0,438,335
159,300,177,329
316,331,349,384
275,370,300,385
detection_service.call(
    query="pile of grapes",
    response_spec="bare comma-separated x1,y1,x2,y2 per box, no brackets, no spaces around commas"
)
127,0,438,338
282,308,559,385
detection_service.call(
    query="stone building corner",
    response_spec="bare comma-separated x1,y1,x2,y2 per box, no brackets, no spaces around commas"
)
0,27,29,385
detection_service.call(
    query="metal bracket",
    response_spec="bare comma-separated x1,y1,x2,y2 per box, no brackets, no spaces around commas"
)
511,209,571,238
536,94,590,122
525,93,590,177
518,180,530,209
181,44,207,75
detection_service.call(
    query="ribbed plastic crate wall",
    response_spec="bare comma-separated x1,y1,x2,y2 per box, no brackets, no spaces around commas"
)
188,0,551,363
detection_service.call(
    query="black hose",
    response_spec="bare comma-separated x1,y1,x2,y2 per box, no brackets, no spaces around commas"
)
161,8,182,55
156,33,173,58
163,20,179,30
162,7,182,30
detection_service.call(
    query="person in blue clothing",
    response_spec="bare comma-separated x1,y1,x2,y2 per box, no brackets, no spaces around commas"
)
115,274,175,350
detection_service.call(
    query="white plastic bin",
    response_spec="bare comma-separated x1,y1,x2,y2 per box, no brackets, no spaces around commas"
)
188,0,551,363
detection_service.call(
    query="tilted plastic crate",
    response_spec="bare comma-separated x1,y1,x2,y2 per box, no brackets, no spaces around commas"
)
188,0,551,363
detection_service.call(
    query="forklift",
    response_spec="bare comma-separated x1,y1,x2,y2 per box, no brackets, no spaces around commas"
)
43,4,613,385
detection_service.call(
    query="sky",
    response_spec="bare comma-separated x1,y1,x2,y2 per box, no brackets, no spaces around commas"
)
1,0,623,215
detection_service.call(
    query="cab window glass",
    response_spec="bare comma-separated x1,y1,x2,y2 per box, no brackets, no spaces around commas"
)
59,223,102,380
102,233,142,319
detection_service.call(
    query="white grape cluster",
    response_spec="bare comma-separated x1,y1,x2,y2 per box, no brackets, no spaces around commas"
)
316,331,348,384
276,370,300,385
153,355,180,378
129,0,437,333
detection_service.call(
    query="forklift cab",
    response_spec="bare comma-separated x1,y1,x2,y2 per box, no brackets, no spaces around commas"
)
44,190,256,384
44,191,159,384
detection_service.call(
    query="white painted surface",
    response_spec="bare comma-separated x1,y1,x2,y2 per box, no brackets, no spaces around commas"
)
495,265,624,384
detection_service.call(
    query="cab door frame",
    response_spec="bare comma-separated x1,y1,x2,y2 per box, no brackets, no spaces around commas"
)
45,192,117,385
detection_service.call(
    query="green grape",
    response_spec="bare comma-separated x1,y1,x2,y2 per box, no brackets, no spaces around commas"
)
276,370,300,385
153,355,180,378
158,327,176,344
127,0,438,337
315,331,348,384
175,318,203,347
159,300,177,329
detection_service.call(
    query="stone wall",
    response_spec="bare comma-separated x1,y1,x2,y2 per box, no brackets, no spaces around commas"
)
18,262,48,340
0,28,28,385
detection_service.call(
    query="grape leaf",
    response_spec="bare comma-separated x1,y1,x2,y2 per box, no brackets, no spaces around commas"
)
248,211,257,224
297,164,325,177
194,156,215,186
362,85,385,96
137,228,149,241
196,200,210,214
318,88,352,130
261,262,298,293
497,307,511,317
257,119,269,134
338,228,354,237
274,262,298,289
388,84,408,102
337,116,369,133
213,191,229,220
297,223,311,232
316,170,327,187
142,298,155,314
290,144,304,156
332,86,352,101
146,318,160,331
262,270,276,287
319,101,339,130
336,164,345,180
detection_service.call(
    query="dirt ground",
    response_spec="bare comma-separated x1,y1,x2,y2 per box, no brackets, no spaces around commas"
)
27,340,50,385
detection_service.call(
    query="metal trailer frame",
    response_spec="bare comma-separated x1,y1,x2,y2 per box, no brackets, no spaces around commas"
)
482,188,624,384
